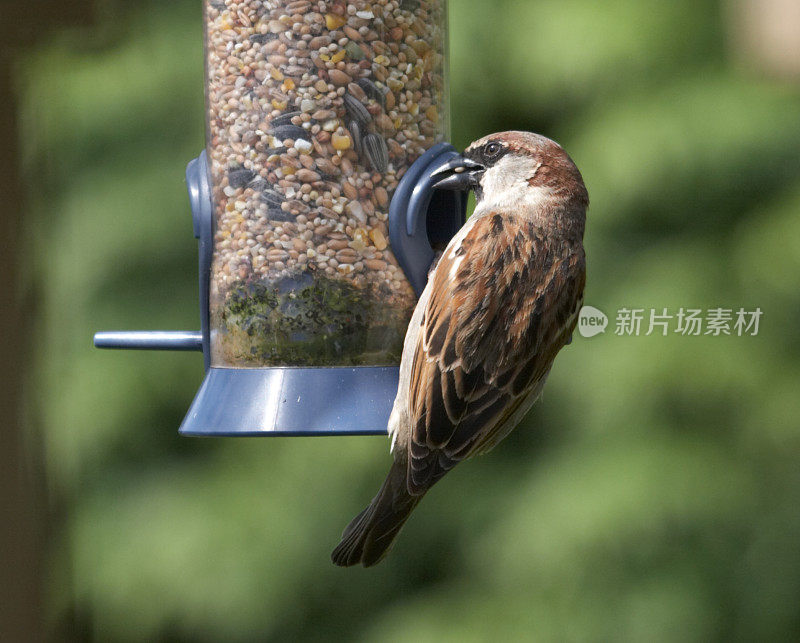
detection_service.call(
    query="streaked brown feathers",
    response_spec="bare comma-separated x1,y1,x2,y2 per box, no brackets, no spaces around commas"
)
406,212,585,494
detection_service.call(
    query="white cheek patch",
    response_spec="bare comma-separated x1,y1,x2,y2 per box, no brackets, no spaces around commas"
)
479,156,553,211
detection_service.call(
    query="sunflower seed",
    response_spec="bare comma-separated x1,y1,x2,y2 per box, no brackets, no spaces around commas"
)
363,133,388,173
260,190,284,208
343,93,371,127
270,112,302,128
248,176,269,192
356,78,386,107
228,168,256,189
271,124,311,141
347,119,364,156
249,33,277,45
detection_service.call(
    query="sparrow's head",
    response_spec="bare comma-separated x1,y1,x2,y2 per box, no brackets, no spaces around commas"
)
433,131,588,221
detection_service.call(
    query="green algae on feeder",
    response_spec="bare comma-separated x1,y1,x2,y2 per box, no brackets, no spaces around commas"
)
213,272,413,367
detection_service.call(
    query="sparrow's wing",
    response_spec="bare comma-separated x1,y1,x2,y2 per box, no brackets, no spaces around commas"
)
406,211,585,494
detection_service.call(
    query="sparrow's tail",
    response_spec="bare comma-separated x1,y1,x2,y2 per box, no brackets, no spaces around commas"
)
331,460,422,567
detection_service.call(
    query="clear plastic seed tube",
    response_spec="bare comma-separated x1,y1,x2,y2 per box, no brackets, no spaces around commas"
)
204,0,449,366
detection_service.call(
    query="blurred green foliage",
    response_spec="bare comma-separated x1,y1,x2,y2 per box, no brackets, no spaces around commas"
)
19,0,800,640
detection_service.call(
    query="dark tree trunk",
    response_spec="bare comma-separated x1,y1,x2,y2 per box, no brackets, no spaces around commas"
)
0,4,95,640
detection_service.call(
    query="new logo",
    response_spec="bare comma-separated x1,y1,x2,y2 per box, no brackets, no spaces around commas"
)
578,305,608,338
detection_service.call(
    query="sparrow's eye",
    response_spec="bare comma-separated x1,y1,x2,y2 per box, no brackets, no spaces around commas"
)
483,142,503,159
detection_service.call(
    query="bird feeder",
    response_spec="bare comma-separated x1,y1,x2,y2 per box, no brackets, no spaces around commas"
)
95,0,467,436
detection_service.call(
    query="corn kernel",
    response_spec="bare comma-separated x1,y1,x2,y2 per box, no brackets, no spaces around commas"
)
331,133,352,150
325,13,346,30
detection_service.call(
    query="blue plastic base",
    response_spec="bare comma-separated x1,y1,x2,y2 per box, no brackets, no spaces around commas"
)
178,366,397,436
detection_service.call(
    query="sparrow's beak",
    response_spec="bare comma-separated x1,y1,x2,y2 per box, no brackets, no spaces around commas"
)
431,155,485,191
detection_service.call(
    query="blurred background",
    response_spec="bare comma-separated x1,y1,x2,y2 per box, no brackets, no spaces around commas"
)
2,0,800,640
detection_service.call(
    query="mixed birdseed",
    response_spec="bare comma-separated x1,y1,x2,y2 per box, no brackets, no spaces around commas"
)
204,0,448,366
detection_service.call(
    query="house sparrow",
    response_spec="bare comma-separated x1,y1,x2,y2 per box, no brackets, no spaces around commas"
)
331,131,589,567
